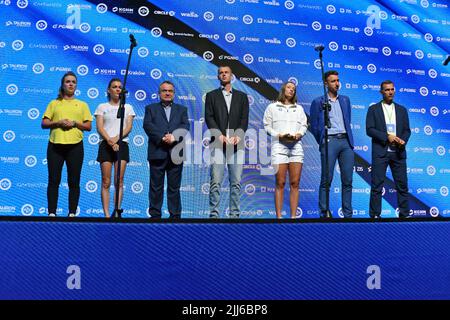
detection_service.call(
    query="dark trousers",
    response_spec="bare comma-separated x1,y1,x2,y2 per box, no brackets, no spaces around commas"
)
47,141,84,214
370,152,409,217
319,136,354,217
149,157,183,218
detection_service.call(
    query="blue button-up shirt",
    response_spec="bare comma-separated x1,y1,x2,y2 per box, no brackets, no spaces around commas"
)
327,94,346,135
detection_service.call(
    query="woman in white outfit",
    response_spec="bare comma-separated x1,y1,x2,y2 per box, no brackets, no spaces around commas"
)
95,78,135,218
263,81,308,219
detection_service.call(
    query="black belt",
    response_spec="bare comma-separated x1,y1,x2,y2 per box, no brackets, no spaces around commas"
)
329,133,347,139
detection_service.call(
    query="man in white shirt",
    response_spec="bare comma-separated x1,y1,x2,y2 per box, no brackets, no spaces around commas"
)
366,80,411,219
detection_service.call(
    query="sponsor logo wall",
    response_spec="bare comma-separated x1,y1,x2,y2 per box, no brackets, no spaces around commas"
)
0,0,448,218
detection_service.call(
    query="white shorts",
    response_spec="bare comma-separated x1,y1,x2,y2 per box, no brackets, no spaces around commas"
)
271,141,304,165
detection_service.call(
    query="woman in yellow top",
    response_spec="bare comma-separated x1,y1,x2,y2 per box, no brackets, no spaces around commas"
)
41,71,93,217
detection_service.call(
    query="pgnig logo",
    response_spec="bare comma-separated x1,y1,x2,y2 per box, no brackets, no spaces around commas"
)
3,130,15,142
93,44,105,55
364,27,373,36
36,20,47,31
427,165,436,176
6,84,18,95
88,133,100,145
133,135,145,147
382,47,392,56
415,50,424,59
150,68,162,79
225,33,236,43
367,64,377,74
131,182,143,194
24,155,37,167
243,53,254,64
423,125,433,136
32,63,44,74
296,207,303,218
424,33,433,42
21,204,34,216
138,47,149,58
440,186,449,197
436,146,446,156
87,88,99,99
12,40,24,51
329,41,338,51
326,4,335,14
285,1,295,10
28,108,40,120
96,3,108,13
314,59,322,69
79,23,91,33
203,11,214,22
419,86,429,96
428,69,437,79
243,14,253,25
135,90,147,101
151,27,162,37
411,15,420,24
138,6,149,16
288,77,298,85
85,181,98,193
17,0,28,8
0,178,12,191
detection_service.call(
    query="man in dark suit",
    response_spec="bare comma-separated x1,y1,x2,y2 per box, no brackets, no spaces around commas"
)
310,70,355,219
366,80,411,219
143,81,190,219
205,65,249,218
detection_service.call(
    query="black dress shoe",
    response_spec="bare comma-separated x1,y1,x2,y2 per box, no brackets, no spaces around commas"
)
320,210,333,219
370,215,381,220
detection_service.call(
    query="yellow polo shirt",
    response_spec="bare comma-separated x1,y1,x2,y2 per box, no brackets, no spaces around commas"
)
43,98,93,144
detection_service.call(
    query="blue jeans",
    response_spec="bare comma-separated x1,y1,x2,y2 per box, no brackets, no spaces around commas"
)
319,136,354,217
209,148,244,218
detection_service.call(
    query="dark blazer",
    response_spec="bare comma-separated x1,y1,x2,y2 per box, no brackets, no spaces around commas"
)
143,102,190,161
310,94,354,149
366,102,411,159
204,88,249,144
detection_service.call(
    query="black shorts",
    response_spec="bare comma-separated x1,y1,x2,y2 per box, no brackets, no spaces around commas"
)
97,140,130,163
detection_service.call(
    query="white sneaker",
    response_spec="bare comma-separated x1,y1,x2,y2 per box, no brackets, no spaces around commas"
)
68,213,76,218
48,213,56,217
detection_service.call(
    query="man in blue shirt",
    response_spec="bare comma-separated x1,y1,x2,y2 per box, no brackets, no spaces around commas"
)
310,70,355,219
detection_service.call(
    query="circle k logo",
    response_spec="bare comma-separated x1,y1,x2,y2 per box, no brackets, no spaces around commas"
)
203,51,214,61
286,37,296,48
225,33,236,43
382,46,392,56
151,27,162,37
131,182,143,194
85,181,98,193
135,90,147,101
93,44,105,55
12,40,24,51
133,135,145,147
329,41,338,51
77,65,89,76
203,11,214,21
0,178,12,191
243,14,253,24
32,63,44,74
21,204,34,216
88,133,100,145
24,155,37,167
150,68,162,79
326,4,336,14
243,53,254,64
28,108,40,120
312,21,322,31
36,20,47,30
96,3,108,13
367,64,377,73
138,47,149,58
87,88,99,99
419,86,428,96
6,84,18,95
364,27,373,36
138,6,149,16
285,0,295,10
